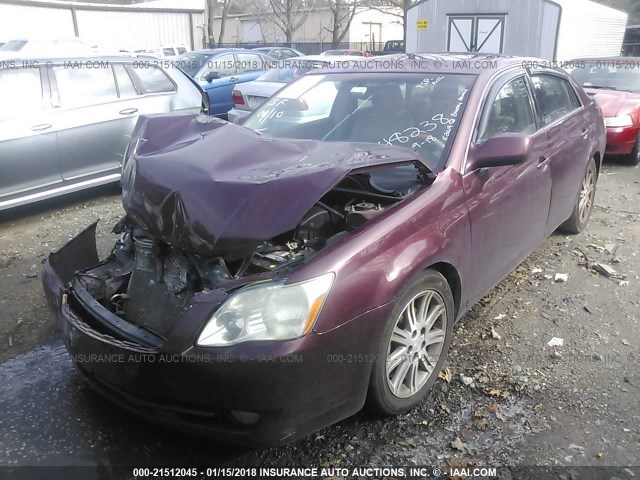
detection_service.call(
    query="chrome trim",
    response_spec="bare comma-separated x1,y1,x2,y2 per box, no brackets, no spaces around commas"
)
0,174,120,210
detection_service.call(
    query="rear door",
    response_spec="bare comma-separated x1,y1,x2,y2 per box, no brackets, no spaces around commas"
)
0,66,61,205
529,72,592,233
52,63,134,180
463,73,552,303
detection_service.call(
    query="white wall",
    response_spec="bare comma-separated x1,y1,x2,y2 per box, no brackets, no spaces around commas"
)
0,2,205,52
553,0,627,60
0,4,75,40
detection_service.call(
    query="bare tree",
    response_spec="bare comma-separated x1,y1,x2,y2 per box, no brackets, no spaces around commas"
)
325,0,359,48
206,0,232,47
266,0,317,43
217,0,232,45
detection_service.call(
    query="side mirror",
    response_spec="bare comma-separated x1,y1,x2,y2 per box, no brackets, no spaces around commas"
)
205,71,220,82
467,133,531,171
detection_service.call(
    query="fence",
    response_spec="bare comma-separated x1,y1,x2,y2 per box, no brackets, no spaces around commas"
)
215,41,387,55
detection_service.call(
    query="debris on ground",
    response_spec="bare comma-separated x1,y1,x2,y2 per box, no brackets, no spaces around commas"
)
554,273,569,282
547,337,564,347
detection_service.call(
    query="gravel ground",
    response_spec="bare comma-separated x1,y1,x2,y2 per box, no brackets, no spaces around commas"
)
0,161,638,475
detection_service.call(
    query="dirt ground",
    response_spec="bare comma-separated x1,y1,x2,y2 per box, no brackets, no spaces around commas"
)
0,160,638,474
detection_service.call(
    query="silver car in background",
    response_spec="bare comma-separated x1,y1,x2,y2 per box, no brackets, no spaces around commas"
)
0,57,205,210
227,55,345,124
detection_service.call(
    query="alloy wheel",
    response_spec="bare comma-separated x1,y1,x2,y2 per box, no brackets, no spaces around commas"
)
385,290,447,399
578,167,595,224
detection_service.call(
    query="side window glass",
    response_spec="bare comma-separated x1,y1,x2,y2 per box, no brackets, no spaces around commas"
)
565,81,582,109
0,68,44,120
201,53,237,80
113,64,138,97
54,66,118,108
236,53,265,73
531,74,576,125
129,65,175,94
177,47,187,54
479,76,536,141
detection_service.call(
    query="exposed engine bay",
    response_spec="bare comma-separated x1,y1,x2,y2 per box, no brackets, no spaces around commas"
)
73,166,433,339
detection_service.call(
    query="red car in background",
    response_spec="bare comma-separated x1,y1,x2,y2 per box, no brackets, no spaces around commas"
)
569,58,640,165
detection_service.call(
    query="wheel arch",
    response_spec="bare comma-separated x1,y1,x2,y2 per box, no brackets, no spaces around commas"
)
426,261,462,320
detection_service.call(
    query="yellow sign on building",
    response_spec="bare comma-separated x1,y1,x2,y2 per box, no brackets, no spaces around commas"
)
416,19,429,30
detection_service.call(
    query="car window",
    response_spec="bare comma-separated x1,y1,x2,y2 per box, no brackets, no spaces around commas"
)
177,47,187,54
129,65,176,94
530,74,577,125
113,64,138,97
200,53,237,80
0,68,44,119
54,66,118,108
281,49,298,58
163,48,175,56
569,64,640,93
236,53,266,73
479,76,537,141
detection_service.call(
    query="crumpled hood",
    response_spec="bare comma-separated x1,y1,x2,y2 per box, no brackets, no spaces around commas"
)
121,113,428,258
585,88,640,118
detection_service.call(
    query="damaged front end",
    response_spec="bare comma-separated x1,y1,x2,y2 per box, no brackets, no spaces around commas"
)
46,113,436,348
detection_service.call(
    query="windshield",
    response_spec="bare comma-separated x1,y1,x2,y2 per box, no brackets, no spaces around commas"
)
0,40,27,52
243,73,475,172
570,64,640,92
257,59,323,83
175,52,211,77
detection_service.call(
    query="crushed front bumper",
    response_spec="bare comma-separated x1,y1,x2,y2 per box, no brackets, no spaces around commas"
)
42,224,389,446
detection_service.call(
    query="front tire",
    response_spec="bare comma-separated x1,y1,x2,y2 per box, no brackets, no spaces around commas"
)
625,134,640,166
559,157,597,234
367,270,454,415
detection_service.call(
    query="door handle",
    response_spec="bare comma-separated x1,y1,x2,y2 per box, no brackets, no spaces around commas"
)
119,108,139,115
537,156,550,169
228,77,238,83
31,123,52,132
581,128,589,138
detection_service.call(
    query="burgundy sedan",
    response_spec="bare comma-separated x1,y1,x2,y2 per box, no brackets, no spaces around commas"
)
42,54,604,447
569,58,640,165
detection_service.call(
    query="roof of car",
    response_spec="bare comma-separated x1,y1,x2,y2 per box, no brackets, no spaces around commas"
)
571,56,640,62
305,53,545,75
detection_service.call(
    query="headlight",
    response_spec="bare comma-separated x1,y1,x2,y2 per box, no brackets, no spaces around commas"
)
196,273,334,346
605,115,634,128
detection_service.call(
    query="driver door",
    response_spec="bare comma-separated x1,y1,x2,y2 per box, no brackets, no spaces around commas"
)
462,73,552,304
198,53,238,117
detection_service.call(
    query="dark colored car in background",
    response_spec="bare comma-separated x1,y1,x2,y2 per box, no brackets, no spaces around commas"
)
252,46,304,60
569,58,640,165
175,48,274,118
321,49,373,57
42,54,604,447
370,40,405,56
0,57,204,210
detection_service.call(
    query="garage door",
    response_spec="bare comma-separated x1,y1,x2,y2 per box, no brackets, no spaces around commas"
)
448,15,505,54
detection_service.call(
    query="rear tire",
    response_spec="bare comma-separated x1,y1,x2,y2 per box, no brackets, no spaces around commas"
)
559,157,597,234
366,269,454,415
625,134,640,166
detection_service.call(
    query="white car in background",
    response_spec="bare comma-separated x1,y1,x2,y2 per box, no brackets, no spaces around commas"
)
143,45,190,58
0,37,94,59
227,55,347,124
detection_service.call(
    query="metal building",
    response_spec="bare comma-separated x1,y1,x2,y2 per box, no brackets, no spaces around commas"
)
406,0,628,60
0,0,206,52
